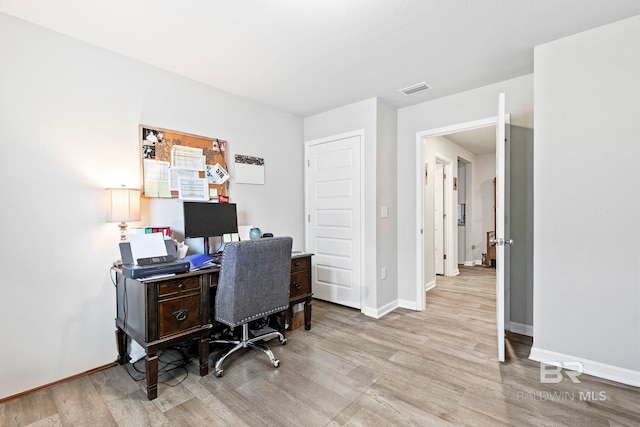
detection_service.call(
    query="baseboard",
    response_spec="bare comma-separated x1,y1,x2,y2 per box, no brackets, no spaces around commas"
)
452,268,460,276
0,362,116,403
529,347,640,387
398,299,418,310
397,281,436,311
463,261,475,266
509,322,533,336
361,299,398,319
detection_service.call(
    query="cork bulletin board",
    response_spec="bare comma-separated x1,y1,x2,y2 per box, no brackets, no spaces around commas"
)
139,125,228,199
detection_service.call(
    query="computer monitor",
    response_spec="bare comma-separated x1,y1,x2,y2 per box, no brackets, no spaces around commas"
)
183,202,239,239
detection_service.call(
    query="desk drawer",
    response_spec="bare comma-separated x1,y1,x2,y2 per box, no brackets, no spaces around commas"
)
291,256,309,273
158,277,200,297
158,295,201,337
290,271,310,299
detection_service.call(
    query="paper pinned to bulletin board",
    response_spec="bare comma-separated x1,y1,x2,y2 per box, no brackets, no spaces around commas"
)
235,154,264,185
140,125,228,198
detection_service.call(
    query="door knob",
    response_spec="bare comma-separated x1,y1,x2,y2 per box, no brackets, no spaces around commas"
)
490,237,514,246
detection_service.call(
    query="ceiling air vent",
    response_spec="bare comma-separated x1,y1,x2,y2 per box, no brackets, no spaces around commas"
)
399,81,431,96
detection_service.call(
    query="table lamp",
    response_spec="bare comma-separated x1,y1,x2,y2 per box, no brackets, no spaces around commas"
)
106,186,141,241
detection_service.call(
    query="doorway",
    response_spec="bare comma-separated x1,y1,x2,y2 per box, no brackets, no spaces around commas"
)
415,116,500,310
416,103,511,362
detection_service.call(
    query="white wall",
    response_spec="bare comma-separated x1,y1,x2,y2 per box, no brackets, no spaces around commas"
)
375,100,398,309
0,14,304,399
457,162,466,263
531,15,640,385
509,124,534,332
475,153,497,262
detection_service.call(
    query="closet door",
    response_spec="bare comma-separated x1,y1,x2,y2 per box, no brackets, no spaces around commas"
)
305,132,362,309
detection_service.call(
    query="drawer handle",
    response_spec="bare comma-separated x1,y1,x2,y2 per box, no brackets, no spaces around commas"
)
294,262,300,267
178,283,184,290
293,281,302,290
172,309,190,321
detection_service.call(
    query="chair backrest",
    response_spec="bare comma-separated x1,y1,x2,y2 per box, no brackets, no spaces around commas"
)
214,236,293,327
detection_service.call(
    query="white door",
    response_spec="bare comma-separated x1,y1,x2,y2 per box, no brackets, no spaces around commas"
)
495,93,512,362
434,163,445,275
305,132,362,309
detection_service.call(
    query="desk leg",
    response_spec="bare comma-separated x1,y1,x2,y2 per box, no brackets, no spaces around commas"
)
304,297,312,330
115,327,127,365
145,353,158,400
278,311,288,334
284,307,293,331
198,337,210,376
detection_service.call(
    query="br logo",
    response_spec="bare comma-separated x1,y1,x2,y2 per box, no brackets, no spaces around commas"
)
540,362,583,383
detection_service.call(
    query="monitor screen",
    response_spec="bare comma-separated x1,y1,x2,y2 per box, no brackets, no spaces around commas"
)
183,202,238,239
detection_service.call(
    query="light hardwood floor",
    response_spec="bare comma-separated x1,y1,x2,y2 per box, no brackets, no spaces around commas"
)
2,266,638,426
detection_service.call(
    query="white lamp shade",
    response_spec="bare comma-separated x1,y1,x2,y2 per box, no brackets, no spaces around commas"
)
106,187,141,222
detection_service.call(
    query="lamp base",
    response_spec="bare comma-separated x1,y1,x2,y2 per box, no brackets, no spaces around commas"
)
118,222,128,241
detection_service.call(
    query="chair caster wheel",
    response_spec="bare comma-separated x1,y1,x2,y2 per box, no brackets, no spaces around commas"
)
215,369,224,377
273,359,280,368
280,338,287,345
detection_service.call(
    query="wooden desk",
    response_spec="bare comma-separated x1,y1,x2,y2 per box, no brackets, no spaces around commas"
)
113,252,313,400
288,253,313,330
114,269,213,400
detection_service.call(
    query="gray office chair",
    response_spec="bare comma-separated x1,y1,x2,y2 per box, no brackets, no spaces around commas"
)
212,236,293,377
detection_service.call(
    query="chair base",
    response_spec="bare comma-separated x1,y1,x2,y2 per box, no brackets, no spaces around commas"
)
211,323,286,377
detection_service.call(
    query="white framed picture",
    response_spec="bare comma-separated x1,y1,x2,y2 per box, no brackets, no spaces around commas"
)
235,154,265,184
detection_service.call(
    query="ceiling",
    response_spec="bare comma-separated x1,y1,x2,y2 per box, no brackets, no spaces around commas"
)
446,126,497,156
2,1,640,152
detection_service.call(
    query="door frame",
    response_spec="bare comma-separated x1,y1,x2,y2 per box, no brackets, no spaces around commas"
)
304,129,366,310
415,116,499,310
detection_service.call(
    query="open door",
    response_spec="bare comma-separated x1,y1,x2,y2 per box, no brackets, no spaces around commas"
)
494,93,513,362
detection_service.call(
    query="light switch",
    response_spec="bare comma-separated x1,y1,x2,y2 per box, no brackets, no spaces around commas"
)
381,206,388,218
